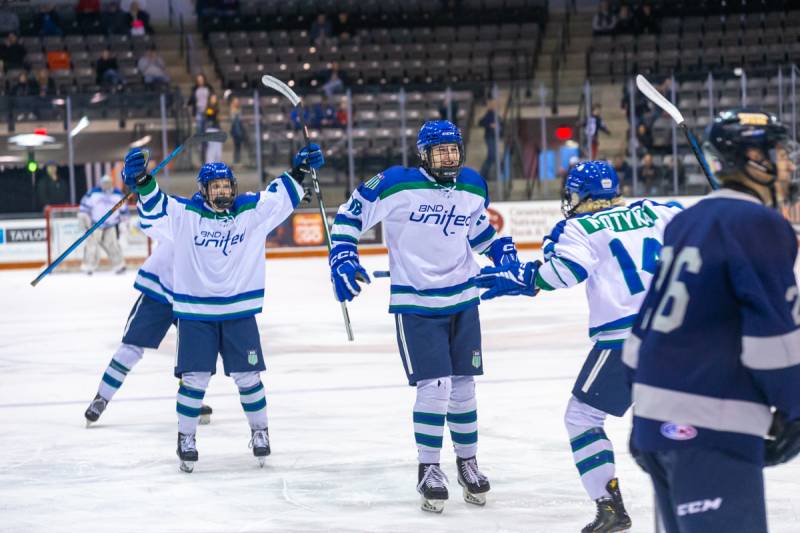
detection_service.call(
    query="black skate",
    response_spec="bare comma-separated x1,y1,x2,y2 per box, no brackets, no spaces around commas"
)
199,404,213,425
84,394,108,427
177,433,198,473
456,456,491,506
417,463,449,513
249,428,270,467
582,478,632,533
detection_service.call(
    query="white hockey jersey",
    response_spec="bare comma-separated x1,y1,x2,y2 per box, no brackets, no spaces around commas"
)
134,239,174,304
330,166,498,315
79,187,129,228
537,200,681,344
136,174,303,321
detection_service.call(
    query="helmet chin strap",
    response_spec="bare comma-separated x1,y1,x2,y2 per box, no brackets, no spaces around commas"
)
743,158,778,207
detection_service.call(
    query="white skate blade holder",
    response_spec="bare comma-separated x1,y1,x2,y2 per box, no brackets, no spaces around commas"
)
198,413,211,425
420,497,446,513
179,460,196,473
461,486,487,506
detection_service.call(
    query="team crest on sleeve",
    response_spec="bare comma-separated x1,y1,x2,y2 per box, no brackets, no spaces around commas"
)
247,349,258,366
364,173,384,190
471,350,482,368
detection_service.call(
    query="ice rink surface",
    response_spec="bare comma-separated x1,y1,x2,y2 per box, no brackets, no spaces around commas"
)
1,254,799,533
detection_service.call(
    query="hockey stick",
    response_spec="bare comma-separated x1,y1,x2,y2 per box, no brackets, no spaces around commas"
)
30,131,228,287
261,74,356,341
635,75,720,190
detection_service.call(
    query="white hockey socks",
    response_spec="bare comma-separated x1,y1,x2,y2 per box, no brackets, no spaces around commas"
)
97,343,144,401
232,372,267,430
447,375,478,459
177,372,211,435
564,396,615,500
413,377,452,464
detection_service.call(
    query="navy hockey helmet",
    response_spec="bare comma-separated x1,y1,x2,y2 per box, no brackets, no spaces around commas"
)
561,160,620,218
416,120,465,183
197,162,237,211
703,109,799,205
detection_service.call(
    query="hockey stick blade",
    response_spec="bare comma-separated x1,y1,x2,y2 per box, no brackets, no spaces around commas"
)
261,75,301,107
636,75,685,125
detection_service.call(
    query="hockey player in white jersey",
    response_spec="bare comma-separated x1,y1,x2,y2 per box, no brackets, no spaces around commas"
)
328,120,520,513
123,144,321,472
476,160,681,532
83,196,211,427
78,175,129,274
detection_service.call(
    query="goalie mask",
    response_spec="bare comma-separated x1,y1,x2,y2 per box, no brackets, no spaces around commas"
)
703,109,800,207
561,160,620,218
197,162,237,211
417,120,465,183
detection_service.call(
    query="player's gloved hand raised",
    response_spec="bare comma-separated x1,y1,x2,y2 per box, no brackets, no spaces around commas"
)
764,411,800,466
486,236,519,266
474,260,541,300
290,143,325,184
123,148,151,191
329,243,371,302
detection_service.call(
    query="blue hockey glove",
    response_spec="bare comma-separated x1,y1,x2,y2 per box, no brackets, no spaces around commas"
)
123,148,151,191
329,243,371,302
486,236,519,266
474,260,541,300
289,143,325,184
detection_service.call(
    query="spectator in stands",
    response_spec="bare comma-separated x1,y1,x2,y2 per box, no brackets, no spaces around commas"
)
0,8,20,36
637,4,660,35
592,1,617,36
137,46,170,90
36,68,55,96
35,161,70,212
639,152,665,195
96,48,124,90
637,122,654,153
310,13,333,44
204,93,223,164
103,2,130,36
0,32,26,72
316,95,337,128
584,104,611,159
290,106,312,130
37,4,63,37
188,73,214,139
612,155,633,195
615,5,635,34
11,71,38,96
439,100,460,127
333,12,353,41
76,0,101,29
229,96,246,165
126,1,152,36
322,62,345,97
335,97,348,128
478,99,502,180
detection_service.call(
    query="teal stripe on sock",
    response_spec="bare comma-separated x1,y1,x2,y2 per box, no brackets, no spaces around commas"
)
239,382,264,396
176,403,201,418
414,432,443,448
109,360,130,375
178,385,205,400
241,397,267,412
413,411,446,426
570,428,608,452
450,430,478,445
446,410,477,424
576,450,615,475
101,373,122,389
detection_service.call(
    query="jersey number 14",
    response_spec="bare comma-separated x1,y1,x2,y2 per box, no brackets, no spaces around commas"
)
609,237,661,295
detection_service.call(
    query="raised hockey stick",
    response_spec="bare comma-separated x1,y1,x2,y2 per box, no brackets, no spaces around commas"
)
30,131,228,287
635,75,720,190
261,74,356,341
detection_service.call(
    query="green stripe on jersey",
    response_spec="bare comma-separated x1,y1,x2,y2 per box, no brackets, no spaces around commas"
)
378,181,486,200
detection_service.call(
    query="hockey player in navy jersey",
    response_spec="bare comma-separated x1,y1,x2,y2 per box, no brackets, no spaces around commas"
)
83,212,210,427
623,109,800,533
475,160,681,532
328,120,519,513
123,145,322,472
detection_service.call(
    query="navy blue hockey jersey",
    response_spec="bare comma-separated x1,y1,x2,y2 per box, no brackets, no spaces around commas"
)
623,189,800,464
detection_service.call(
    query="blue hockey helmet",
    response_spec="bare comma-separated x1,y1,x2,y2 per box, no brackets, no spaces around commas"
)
703,109,799,206
197,162,237,211
561,160,620,217
416,120,465,183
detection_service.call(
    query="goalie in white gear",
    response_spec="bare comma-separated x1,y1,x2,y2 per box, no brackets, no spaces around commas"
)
78,175,128,274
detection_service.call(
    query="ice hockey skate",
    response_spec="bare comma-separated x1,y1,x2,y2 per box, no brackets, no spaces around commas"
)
249,428,270,467
456,456,490,506
582,478,632,533
177,433,198,473
199,404,212,425
84,394,108,427
417,463,449,513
